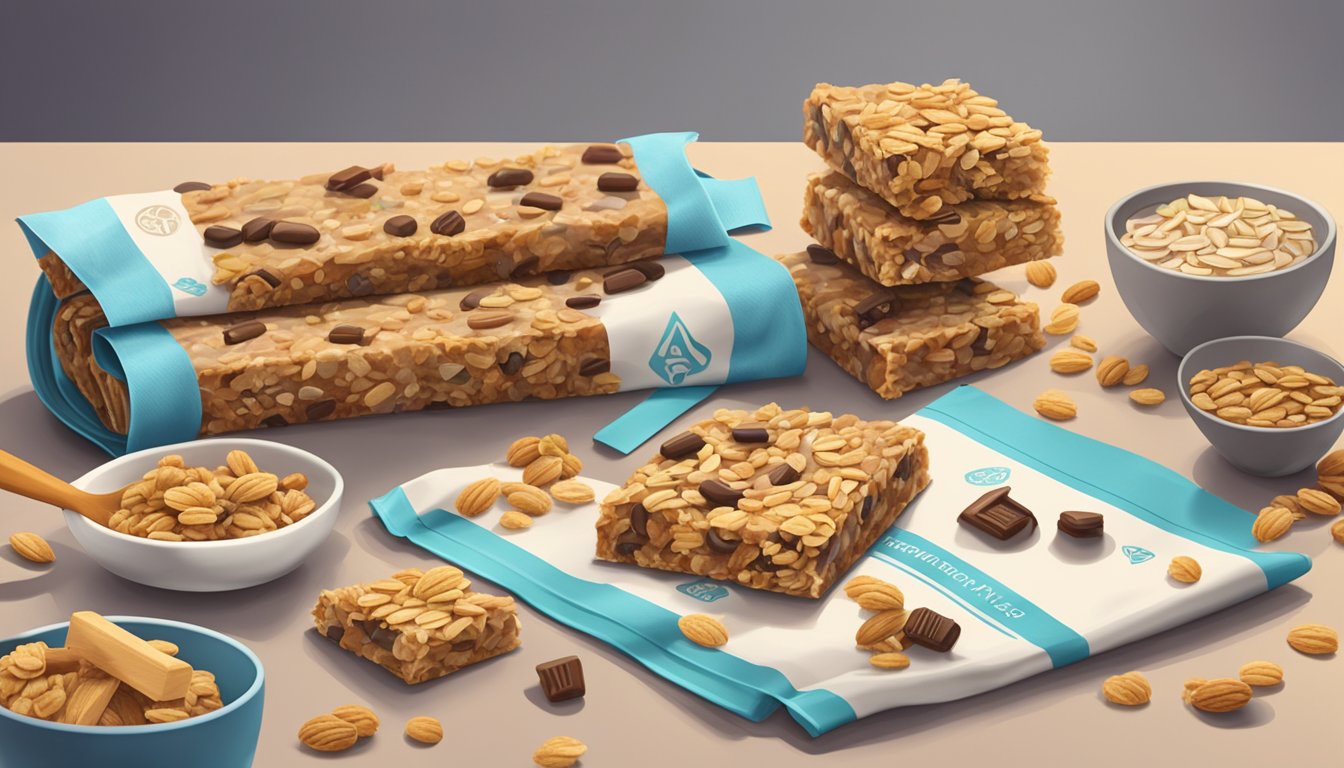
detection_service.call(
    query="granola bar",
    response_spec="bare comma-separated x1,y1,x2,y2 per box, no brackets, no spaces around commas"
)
804,79,1050,219
312,566,521,684
801,171,1062,285
595,404,930,599
778,248,1044,399
37,143,667,309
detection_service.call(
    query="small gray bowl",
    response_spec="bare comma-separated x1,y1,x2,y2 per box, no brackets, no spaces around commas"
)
1106,181,1336,355
1177,336,1344,477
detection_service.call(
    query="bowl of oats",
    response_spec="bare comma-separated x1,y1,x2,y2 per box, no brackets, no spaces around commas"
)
62,438,343,592
1106,181,1335,355
1177,335,1344,477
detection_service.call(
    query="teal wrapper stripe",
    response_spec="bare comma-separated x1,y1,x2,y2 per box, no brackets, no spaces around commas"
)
91,325,202,453
921,386,1311,588
370,487,856,736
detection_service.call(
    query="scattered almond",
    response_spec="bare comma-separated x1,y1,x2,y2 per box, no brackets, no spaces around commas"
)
1102,671,1151,706
505,436,542,467
1034,389,1077,421
1252,506,1294,543
1096,355,1130,387
331,705,379,738
499,511,535,530
1070,335,1098,353
1043,303,1080,335
8,532,54,564
298,714,359,753
1168,556,1202,583
1332,518,1344,545
507,484,553,516
550,480,595,504
856,610,910,647
1238,660,1283,687
405,715,443,745
1050,349,1094,374
1061,280,1100,305
843,575,905,612
1187,678,1252,713
1025,260,1057,288
1122,364,1150,386
533,736,587,768
1272,493,1306,521
1287,624,1338,655
454,478,500,517
523,455,565,487
1182,678,1207,702
869,652,911,670
1130,388,1165,406
1296,487,1341,516
678,614,729,647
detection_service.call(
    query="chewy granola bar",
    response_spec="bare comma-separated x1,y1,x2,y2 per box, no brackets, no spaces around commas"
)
312,566,521,684
37,143,667,310
802,171,1062,285
778,248,1044,399
595,404,930,599
804,79,1050,219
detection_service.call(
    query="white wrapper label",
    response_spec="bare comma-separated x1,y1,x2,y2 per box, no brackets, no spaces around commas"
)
101,190,230,315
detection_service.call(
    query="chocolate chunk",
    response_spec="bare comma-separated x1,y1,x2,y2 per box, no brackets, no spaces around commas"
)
261,414,288,428
250,269,281,288
203,225,242,249
958,486,1037,541
861,495,874,521
904,607,960,652
954,279,980,296
369,165,385,181
581,145,624,164
614,530,645,556
450,639,476,652
269,221,321,245
460,287,492,311
853,290,898,323
699,479,744,508
327,325,365,345
536,656,586,702
241,217,275,243
323,624,345,644
894,453,912,480
566,295,601,310
970,328,992,356
1058,511,1105,538
222,320,265,345
806,244,840,265
430,210,466,237
500,352,525,375
629,504,649,538
305,399,337,420
487,168,534,188
705,529,739,554
383,214,417,237
173,181,211,193
630,261,665,281
579,358,610,376
767,462,800,486
520,192,563,211
326,165,372,191
513,254,540,276
368,626,398,651
883,154,908,176
490,253,516,280
346,182,378,199
603,268,647,295
731,426,769,443
903,248,923,266
597,172,639,192
924,209,962,226
660,431,705,459
346,273,374,297
547,270,572,285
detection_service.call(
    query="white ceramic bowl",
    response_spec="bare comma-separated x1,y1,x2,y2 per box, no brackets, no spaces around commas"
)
63,438,343,591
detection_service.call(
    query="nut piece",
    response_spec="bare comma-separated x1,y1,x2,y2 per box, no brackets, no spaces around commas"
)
1191,361,1342,428
550,480,596,504
1319,449,1344,478
1186,678,1253,713
1287,624,1339,655
1252,506,1294,543
330,704,379,738
856,610,911,647
405,715,443,745
533,736,587,768
298,714,359,752
1034,389,1077,421
1333,518,1344,545
507,484,553,516
1070,335,1098,353
843,575,905,612
1050,349,1094,374
1168,556,1202,583
454,478,501,517
1096,356,1130,387
869,652,911,670
1271,494,1306,521
1296,488,1341,516
523,456,565,487
9,532,55,564
506,436,542,467
1044,303,1080,335
1181,677,1207,702
678,614,728,647
1238,660,1284,687
1130,388,1166,406
1122,364,1149,386
1025,261,1057,288
1101,671,1151,706
1060,280,1100,305
499,511,534,530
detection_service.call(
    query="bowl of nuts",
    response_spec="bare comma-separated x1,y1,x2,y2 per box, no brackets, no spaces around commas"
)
1106,181,1336,355
63,438,343,591
1177,336,1344,477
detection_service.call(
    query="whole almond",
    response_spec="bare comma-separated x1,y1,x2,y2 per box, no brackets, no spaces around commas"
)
1070,335,1098,353
856,609,910,647
225,449,260,477
1061,280,1100,305
454,478,501,517
1050,349,1094,374
537,433,569,457
298,714,359,752
523,456,564,487
1287,623,1338,654
1034,389,1077,421
1182,677,1207,702
1130,388,1166,406
1122,364,1150,386
869,652,911,670
1252,506,1294,542
843,575,905,612
331,704,379,738
499,510,535,530
506,436,542,467
1238,660,1284,687
533,736,587,768
1271,493,1306,520
1025,260,1057,288
550,480,595,504
559,452,583,479
405,715,443,745
1044,303,1080,335
1096,356,1130,387
1316,449,1344,478
1187,678,1252,713
1168,555,1202,583
1102,671,1151,706
226,472,279,503
9,532,55,564
1296,487,1341,516
679,614,729,647
1333,518,1344,545
507,484,553,516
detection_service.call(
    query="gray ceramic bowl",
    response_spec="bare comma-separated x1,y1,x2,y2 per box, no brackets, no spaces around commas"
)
1106,181,1336,355
1177,336,1344,477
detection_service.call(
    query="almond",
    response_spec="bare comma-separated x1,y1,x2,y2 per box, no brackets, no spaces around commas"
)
1332,518,1344,545
1070,335,1098,353
1102,671,1151,706
869,652,911,670
405,715,443,744
550,480,595,504
1025,260,1057,288
1050,349,1094,374
499,511,534,530
454,478,501,517
1130,388,1165,406
1034,389,1077,421
1187,678,1252,713
1122,364,1150,386
298,714,359,752
330,704,379,738
1096,355,1130,387
505,436,542,467
678,614,729,647
1296,487,1341,516
856,609,911,647
1061,280,1100,305
1287,623,1338,654
1168,556,1202,583
1252,506,1294,542
9,532,55,564
523,456,564,487
843,575,905,612
1043,303,1080,335
533,736,587,768
1238,660,1284,687
507,484,553,516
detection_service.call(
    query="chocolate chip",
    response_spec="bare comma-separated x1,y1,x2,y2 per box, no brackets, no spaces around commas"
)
269,221,321,245
261,414,288,428
547,270,572,285
767,462,800,485
884,154,908,176
958,486,1037,541
222,320,265,345
174,181,211,193
954,279,980,296
369,165,385,181
491,253,516,280
500,352,525,375
629,504,649,538
383,215,417,237
368,626,398,651
699,479,744,508
460,288,492,311
894,453,912,480
430,210,466,237
305,399,337,420
203,225,242,249
603,268,647,295
346,183,378,199
514,254,540,276
581,145,624,164
579,358,610,376
451,639,476,652
731,426,769,443
1058,511,1105,538
806,244,839,265
250,269,281,288
520,192,563,211
705,529,738,554
535,656,586,702
328,325,365,345
630,261,665,281
924,209,962,225
904,607,960,653
487,168,534,188
597,172,639,192
326,165,371,191
614,530,645,556
854,290,898,321
903,248,923,265
241,217,275,243
861,495,874,521
323,624,345,644
566,295,601,310
659,431,705,459
970,328,992,355
346,273,374,297
812,106,827,148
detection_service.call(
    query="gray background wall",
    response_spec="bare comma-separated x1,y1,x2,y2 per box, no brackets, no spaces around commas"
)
3,0,1342,142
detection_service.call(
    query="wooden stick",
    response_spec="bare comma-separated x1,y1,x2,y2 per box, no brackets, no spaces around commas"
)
43,646,81,674
65,612,192,701
59,675,121,725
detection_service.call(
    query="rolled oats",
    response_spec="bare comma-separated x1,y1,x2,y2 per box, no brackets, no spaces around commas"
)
1122,194,1317,277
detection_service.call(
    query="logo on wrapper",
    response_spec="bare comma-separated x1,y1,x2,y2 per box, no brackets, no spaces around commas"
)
649,312,711,385
964,466,1011,486
134,204,181,236
676,580,729,602
1122,545,1156,565
172,277,208,296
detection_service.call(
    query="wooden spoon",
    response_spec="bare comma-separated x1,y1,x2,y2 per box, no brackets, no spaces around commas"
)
0,449,122,527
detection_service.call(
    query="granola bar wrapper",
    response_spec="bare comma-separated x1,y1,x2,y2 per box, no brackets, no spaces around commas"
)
370,387,1308,737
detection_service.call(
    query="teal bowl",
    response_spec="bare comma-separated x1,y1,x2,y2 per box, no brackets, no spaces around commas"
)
0,617,264,768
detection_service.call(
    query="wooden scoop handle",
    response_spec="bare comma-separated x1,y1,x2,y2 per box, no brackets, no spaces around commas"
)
0,449,113,526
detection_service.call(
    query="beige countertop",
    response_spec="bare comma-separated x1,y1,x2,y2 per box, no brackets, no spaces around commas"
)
0,142,1340,765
